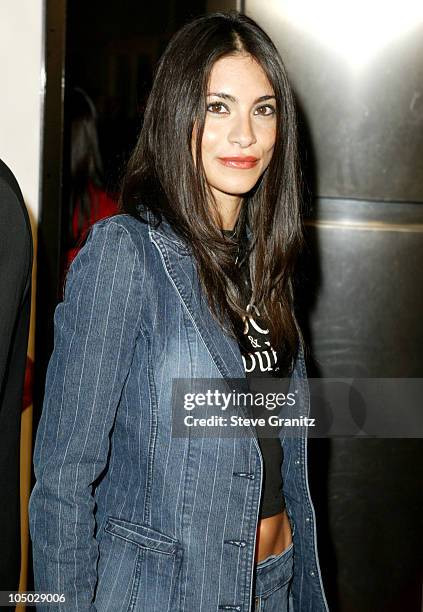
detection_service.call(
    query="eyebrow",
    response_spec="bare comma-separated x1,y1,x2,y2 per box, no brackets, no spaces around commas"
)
207,92,276,103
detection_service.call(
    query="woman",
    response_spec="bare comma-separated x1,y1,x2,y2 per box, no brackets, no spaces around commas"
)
65,87,118,271
29,11,329,612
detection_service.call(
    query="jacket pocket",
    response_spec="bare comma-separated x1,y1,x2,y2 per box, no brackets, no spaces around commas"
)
104,516,181,555
94,516,183,611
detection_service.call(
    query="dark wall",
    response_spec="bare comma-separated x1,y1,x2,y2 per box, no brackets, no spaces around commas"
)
66,0,207,190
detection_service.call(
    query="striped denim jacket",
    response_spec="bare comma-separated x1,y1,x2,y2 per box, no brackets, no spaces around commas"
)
29,211,329,611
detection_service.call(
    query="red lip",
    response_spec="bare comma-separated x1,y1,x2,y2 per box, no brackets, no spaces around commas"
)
218,156,259,169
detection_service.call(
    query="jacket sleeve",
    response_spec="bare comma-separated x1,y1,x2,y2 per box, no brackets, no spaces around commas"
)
29,219,145,611
0,181,31,394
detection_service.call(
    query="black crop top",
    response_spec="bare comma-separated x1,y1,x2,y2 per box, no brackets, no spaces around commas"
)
222,227,292,519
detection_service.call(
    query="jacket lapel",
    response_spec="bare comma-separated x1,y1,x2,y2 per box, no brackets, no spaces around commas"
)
148,217,247,383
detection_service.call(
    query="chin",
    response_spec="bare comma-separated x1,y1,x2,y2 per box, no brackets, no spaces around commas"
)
214,178,259,196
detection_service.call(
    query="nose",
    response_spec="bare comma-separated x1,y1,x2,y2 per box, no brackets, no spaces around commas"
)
228,112,257,148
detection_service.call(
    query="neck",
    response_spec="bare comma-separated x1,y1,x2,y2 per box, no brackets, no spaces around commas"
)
209,188,242,230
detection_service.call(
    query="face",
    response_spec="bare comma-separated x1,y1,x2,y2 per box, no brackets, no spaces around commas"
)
197,53,277,214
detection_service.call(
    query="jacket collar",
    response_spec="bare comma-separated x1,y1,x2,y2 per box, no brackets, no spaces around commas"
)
145,209,191,256
147,208,247,381
145,207,252,257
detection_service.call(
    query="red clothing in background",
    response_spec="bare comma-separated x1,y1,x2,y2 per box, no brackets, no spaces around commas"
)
65,182,118,269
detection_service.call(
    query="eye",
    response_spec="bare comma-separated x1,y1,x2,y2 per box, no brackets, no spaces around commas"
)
254,104,276,116
206,101,229,114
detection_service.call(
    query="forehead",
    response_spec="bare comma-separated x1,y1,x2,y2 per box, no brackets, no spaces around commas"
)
208,53,274,95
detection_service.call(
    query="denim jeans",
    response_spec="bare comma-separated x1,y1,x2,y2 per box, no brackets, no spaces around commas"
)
252,512,295,612
252,542,294,611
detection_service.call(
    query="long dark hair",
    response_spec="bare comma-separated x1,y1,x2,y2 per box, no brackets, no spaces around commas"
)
120,11,305,366
69,87,104,244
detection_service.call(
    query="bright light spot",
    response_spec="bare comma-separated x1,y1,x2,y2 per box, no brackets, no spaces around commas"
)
272,0,423,70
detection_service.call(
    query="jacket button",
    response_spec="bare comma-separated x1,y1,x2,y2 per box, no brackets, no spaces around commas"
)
295,459,300,465
305,516,311,522
224,539,247,548
310,570,315,577
233,471,255,480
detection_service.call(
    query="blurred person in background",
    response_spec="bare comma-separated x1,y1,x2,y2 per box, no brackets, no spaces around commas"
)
0,159,33,600
64,87,118,270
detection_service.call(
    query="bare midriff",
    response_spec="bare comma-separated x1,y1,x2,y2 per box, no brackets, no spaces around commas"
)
254,508,292,564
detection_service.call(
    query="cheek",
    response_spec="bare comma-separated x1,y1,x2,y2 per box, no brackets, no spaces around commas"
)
263,125,277,150
202,119,224,157
260,126,277,164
